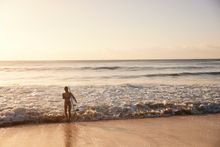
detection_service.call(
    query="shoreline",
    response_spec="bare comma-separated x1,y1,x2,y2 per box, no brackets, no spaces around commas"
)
1,113,220,128
0,114,220,147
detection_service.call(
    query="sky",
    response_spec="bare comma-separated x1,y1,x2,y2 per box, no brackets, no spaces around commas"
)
0,0,220,60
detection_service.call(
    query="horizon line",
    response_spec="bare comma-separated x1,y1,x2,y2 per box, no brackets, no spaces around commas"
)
0,58,220,62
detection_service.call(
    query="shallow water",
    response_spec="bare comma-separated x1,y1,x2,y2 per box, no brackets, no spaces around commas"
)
0,60,220,126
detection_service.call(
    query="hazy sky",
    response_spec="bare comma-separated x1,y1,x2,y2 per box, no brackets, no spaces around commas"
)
0,0,220,60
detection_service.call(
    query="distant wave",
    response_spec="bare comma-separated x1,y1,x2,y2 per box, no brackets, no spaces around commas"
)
114,71,220,79
81,66,214,71
103,72,220,78
0,66,217,72
81,66,121,70
144,71,220,77
58,71,220,80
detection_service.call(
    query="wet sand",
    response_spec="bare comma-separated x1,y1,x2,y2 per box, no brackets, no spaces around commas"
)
0,114,220,147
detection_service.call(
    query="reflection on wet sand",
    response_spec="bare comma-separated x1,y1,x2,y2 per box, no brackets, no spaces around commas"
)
63,123,78,147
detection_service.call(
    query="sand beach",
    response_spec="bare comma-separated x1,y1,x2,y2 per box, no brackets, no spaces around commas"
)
0,114,220,147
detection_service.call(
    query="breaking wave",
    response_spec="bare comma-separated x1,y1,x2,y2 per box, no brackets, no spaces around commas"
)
1,101,220,127
0,84,220,127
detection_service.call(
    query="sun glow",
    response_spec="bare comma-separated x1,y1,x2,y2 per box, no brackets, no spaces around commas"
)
0,0,220,60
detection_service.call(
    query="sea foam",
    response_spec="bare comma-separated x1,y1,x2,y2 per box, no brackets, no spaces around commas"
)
0,84,220,127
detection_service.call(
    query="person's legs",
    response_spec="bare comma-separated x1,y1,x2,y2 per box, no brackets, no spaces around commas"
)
64,103,68,119
68,104,72,120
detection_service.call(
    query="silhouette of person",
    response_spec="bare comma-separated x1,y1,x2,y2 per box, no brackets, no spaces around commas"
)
62,86,77,121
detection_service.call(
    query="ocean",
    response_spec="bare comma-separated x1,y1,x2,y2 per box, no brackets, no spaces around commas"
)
0,59,220,126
